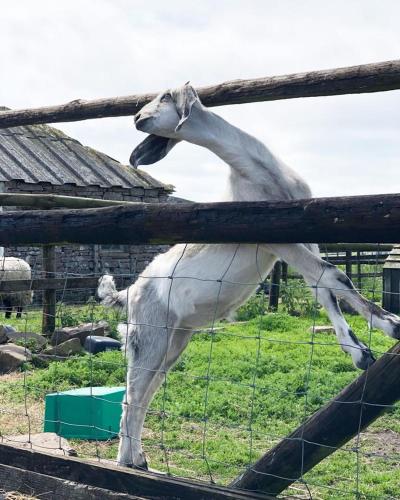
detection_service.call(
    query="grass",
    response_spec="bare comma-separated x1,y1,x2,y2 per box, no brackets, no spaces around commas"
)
3,302,125,344
0,301,399,498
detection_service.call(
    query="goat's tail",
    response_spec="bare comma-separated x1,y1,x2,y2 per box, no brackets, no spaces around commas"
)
97,274,127,309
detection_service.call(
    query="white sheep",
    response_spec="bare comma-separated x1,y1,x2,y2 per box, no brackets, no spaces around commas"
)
97,83,400,469
0,257,33,318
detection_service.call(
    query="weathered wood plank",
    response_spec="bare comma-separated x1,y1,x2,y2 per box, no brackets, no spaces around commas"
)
0,60,399,128
0,200,384,252
323,243,393,252
0,192,140,209
0,276,127,292
0,443,270,500
325,258,387,265
231,341,400,496
0,193,399,246
0,463,144,499
0,276,96,292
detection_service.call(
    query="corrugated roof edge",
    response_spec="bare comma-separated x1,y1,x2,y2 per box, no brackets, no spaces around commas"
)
37,123,174,192
0,107,173,192
132,167,175,192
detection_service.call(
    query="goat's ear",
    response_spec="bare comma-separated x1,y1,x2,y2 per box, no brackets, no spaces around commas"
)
129,134,179,167
174,83,199,132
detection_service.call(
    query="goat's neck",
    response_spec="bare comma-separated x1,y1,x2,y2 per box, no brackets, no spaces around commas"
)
183,108,286,201
185,108,274,172
182,107,310,202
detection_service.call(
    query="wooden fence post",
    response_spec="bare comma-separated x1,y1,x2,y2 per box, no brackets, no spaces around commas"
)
382,245,400,313
345,250,352,280
268,261,282,311
42,245,56,336
281,262,288,284
231,341,400,496
357,251,362,290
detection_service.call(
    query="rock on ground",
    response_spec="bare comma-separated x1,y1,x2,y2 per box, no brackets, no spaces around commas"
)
0,344,32,374
0,325,16,345
309,325,335,334
4,331,47,350
51,321,109,346
43,338,82,357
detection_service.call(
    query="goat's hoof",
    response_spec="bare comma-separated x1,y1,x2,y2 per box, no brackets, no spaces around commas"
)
119,456,148,471
132,460,148,471
389,320,400,340
355,348,376,370
125,461,148,471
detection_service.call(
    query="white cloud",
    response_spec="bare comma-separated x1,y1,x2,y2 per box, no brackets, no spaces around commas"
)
0,0,399,201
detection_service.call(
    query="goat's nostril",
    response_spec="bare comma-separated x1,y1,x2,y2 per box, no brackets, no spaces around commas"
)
134,113,141,123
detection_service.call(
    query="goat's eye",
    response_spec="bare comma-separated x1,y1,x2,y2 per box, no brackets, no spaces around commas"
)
161,93,172,102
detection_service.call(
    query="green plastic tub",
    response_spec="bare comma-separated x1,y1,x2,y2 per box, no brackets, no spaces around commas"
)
44,386,125,440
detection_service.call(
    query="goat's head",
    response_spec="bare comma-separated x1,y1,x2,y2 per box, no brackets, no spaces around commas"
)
130,83,200,167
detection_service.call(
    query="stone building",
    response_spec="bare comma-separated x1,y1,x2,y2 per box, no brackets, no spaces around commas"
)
0,115,173,302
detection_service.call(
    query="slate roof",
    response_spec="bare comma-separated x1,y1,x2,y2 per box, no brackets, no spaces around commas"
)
0,109,171,191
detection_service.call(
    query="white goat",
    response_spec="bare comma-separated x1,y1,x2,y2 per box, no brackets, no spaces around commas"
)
97,83,400,469
0,257,33,318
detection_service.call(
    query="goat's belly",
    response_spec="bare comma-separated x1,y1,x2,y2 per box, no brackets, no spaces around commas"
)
147,244,277,328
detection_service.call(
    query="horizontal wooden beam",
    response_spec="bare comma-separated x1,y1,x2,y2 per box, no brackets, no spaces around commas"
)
231,341,400,496
0,60,399,128
0,193,399,246
322,243,393,252
324,258,388,264
0,192,139,209
0,276,128,292
0,443,269,500
0,463,142,499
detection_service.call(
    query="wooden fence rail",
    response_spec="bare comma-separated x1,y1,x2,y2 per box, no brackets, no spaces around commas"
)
0,276,125,293
231,341,400,495
0,193,400,246
0,60,400,128
0,443,269,500
0,192,140,209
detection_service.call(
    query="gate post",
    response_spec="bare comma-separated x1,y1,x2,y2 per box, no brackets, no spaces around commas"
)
42,245,56,336
383,245,400,313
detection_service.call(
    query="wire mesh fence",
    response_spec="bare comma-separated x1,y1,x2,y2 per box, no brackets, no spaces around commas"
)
0,243,399,499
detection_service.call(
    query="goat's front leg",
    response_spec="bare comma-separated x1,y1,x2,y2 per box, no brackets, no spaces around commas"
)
267,244,399,368
118,326,192,469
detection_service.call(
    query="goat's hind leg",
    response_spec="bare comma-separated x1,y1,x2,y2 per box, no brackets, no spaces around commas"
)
118,321,192,469
326,267,400,339
310,285,375,369
270,242,400,338
268,244,377,369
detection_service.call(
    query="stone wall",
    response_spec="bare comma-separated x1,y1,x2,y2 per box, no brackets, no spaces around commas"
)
4,181,170,304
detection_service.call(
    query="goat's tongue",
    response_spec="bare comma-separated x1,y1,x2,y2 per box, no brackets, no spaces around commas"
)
129,135,171,167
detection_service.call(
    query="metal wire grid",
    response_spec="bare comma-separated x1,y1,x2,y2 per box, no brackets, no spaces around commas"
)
0,244,398,499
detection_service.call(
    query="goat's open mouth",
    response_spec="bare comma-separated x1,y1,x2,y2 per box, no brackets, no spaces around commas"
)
135,116,153,131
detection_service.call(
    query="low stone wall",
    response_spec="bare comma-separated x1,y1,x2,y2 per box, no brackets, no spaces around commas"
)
3,181,170,304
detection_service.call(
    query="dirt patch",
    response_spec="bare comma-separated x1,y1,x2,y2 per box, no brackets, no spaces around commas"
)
0,400,44,437
0,372,24,384
0,491,37,500
360,429,400,458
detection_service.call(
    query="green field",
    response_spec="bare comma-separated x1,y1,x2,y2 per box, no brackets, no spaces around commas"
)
0,300,399,499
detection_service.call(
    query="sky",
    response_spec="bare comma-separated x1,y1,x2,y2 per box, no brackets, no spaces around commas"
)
1,0,399,201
